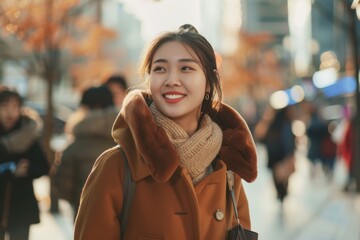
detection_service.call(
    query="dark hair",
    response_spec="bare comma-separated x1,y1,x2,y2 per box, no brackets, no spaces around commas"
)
138,24,222,117
80,86,114,109
0,86,23,106
105,74,128,90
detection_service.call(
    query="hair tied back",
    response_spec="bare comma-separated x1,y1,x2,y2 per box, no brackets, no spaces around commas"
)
179,24,198,34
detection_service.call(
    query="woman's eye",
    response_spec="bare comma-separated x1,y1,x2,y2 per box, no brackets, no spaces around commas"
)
182,66,193,71
153,66,165,72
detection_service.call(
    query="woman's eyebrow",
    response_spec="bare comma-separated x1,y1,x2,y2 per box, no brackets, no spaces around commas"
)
179,58,200,64
153,58,200,64
153,59,167,64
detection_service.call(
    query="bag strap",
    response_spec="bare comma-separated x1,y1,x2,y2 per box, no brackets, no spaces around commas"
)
117,145,136,239
226,170,247,240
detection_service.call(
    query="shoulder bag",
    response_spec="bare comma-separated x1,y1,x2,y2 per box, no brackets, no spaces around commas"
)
227,170,258,240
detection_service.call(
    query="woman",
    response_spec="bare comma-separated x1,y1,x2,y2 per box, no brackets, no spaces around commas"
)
0,87,49,240
54,85,118,220
75,24,257,240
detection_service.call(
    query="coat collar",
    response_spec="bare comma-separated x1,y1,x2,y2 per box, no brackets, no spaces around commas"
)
0,107,42,153
112,90,257,183
70,107,118,139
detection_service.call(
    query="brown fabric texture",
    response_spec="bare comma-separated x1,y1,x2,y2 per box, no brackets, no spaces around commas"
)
112,89,257,183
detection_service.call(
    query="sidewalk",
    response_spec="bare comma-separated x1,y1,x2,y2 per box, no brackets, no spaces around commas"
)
244,143,360,240
30,143,360,240
30,177,74,240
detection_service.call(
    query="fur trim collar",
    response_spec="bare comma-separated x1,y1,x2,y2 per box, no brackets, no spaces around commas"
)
0,107,42,153
112,90,257,183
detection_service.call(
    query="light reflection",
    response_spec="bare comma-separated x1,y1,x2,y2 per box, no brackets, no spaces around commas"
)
270,90,289,109
287,0,312,76
290,85,305,102
270,85,305,109
6,24,17,34
313,68,337,88
292,120,306,137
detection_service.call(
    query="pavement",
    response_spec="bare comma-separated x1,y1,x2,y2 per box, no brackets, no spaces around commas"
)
29,143,360,240
30,178,74,240
244,143,360,240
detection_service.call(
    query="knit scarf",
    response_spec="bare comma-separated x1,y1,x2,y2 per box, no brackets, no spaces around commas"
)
150,104,223,184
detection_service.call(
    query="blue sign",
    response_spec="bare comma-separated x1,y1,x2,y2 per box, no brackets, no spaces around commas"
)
322,76,356,97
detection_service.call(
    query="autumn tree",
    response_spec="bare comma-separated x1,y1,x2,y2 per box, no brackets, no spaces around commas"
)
0,0,117,162
220,31,285,101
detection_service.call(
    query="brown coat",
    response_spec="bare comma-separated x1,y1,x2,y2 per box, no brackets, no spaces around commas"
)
74,90,257,240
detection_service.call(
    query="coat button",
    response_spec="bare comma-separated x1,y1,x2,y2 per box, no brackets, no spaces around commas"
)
215,209,224,221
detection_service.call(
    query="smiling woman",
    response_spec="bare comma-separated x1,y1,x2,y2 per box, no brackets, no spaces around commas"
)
149,41,207,135
74,24,258,240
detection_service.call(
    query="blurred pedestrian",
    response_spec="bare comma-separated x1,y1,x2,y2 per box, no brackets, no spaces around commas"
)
306,103,336,179
74,24,258,239
104,74,128,109
257,105,296,208
53,85,118,220
0,86,49,240
339,116,356,191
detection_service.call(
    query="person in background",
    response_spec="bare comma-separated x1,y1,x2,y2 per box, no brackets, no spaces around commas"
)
74,24,258,240
104,74,128,109
256,105,296,211
339,116,356,191
332,103,357,192
306,103,336,179
53,85,118,220
0,86,49,240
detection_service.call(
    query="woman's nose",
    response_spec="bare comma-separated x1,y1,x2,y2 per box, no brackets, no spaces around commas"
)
165,69,181,86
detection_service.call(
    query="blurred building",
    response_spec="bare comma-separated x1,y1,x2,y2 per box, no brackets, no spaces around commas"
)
311,0,360,74
241,0,289,48
102,2,143,69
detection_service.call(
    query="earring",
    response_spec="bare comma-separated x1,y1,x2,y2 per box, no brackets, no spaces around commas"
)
204,92,210,100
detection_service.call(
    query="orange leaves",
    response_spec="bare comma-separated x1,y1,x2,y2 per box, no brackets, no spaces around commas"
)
68,18,117,56
220,31,281,99
0,0,116,54
70,59,116,89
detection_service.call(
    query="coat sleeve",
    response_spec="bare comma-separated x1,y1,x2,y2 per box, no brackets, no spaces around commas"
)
236,178,251,230
74,148,124,240
53,145,76,203
27,141,50,179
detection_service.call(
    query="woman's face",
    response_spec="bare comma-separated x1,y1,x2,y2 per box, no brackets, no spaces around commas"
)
149,41,207,135
0,98,21,131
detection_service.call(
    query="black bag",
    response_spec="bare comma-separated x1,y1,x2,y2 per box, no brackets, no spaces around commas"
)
227,225,258,240
227,171,258,240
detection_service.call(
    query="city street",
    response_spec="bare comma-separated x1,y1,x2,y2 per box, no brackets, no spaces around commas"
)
29,143,360,240
0,1,359,240
244,144,360,240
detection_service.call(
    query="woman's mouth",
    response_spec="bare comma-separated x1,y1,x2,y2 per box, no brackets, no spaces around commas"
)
163,93,186,103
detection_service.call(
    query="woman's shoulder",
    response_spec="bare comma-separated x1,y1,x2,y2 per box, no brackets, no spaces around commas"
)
92,146,124,172
82,146,125,191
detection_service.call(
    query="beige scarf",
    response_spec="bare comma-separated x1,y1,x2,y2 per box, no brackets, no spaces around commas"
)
150,104,223,184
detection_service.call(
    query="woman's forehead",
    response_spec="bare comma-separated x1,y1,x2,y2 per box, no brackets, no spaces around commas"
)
153,41,199,62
